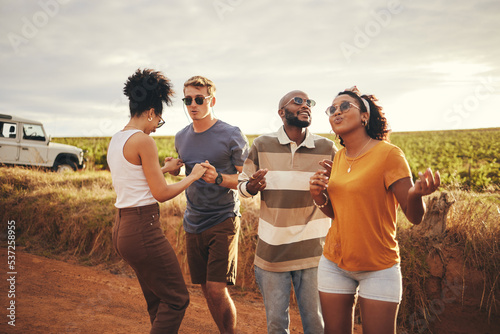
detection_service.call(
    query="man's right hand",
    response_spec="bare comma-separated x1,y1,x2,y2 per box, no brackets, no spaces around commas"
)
246,169,268,195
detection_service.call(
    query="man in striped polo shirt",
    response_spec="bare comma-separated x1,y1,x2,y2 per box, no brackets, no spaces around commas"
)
238,90,337,334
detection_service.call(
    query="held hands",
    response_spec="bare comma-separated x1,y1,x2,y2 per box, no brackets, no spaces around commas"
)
190,163,208,179
162,157,184,174
200,160,217,183
410,168,441,197
247,169,268,195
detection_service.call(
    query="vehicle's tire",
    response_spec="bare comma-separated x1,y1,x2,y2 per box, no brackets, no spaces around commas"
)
54,158,77,173
56,163,76,173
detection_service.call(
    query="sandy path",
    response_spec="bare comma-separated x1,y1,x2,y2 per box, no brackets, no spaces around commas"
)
0,249,314,333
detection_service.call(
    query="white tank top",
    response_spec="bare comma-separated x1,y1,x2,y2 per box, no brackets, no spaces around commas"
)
107,130,157,208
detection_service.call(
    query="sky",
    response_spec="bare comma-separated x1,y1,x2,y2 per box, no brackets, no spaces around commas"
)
0,0,499,137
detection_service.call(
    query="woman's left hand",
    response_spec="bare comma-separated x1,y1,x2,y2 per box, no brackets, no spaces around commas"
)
309,159,332,195
410,168,441,197
309,169,329,197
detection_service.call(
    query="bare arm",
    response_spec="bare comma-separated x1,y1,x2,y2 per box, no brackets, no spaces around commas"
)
199,161,243,190
309,159,335,219
132,135,206,202
245,169,268,195
237,143,266,197
390,168,441,225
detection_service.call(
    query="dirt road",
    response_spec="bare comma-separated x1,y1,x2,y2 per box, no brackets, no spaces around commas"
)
3,249,496,333
0,249,314,333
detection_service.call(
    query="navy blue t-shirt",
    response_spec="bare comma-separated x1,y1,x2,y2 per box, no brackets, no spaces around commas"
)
175,120,249,233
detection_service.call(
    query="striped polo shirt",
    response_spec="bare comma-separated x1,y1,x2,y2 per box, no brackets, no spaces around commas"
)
238,126,337,272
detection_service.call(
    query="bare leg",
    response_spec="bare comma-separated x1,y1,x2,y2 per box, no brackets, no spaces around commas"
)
320,291,356,334
201,281,237,334
359,297,399,334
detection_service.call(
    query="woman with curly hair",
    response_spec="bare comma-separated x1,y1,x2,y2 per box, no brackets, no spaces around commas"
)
107,69,207,333
309,86,440,334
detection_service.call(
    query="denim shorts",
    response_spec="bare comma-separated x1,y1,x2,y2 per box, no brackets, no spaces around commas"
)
317,255,402,303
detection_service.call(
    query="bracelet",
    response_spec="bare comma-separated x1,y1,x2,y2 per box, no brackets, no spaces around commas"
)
313,192,329,208
238,181,254,198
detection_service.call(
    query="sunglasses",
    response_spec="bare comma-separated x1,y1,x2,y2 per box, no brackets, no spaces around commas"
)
157,116,165,128
325,101,360,116
283,97,316,108
182,96,211,106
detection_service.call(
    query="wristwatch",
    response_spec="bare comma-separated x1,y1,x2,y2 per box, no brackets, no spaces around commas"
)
215,172,223,185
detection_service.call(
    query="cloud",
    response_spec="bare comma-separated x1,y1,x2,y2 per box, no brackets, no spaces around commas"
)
0,0,499,137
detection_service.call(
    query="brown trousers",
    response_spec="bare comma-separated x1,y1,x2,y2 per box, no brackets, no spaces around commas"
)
113,203,189,334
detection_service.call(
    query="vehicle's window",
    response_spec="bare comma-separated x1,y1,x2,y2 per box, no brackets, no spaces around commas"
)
0,122,17,139
23,124,46,141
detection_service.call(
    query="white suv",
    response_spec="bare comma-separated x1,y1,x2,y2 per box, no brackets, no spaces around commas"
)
0,114,85,172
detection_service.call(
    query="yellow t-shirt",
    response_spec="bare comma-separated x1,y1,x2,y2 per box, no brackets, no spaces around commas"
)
323,141,412,271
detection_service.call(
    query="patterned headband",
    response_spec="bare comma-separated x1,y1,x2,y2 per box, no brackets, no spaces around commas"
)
344,86,370,117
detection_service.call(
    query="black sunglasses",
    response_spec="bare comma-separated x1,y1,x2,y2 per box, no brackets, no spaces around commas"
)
157,116,165,128
325,101,360,116
283,97,316,109
182,96,211,106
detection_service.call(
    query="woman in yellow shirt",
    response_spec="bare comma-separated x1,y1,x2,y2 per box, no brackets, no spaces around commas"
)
309,86,440,334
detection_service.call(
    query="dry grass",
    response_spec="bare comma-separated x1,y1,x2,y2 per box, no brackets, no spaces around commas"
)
445,190,500,317
1,167,499,332
0,167,117,263
396,187,499,332
0,167,262,291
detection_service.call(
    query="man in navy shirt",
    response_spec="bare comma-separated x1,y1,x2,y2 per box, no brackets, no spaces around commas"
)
173,76,248,334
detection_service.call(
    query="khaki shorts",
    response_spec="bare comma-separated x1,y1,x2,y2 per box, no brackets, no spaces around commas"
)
186,216,240,285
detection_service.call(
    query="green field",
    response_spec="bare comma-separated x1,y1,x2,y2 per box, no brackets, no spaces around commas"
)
390,128,500,191
53,127,500,191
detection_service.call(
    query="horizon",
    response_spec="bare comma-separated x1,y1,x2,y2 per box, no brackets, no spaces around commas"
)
47,126,500,139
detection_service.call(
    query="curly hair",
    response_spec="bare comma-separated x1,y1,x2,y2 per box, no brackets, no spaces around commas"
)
123,69,174,117
336,91,391,146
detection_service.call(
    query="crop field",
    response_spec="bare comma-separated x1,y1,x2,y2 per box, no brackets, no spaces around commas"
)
389,128,500,191
54,127,500,191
